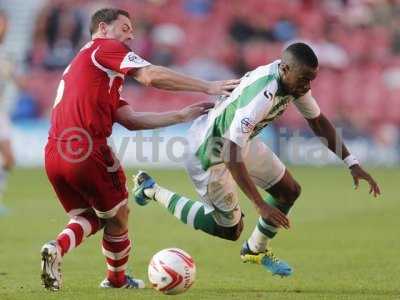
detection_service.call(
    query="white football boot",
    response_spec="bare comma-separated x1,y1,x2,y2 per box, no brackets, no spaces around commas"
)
40,240,62,291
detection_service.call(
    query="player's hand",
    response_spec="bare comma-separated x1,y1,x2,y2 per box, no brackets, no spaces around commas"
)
206,79,241,96
257,202,290,229
179,102,214,122
350,164,381,197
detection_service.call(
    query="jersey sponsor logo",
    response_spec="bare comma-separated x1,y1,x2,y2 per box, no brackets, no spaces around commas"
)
128,53,145,64
121,52,150,69
264,90,273,100
241,117,256,133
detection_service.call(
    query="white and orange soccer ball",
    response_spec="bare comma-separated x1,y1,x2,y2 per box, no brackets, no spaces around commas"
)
148,248,196,295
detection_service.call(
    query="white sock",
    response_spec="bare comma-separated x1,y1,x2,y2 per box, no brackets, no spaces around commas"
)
153,185,175,208
247,226,270,253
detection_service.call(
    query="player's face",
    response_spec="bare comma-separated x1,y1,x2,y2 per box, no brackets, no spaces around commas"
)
107,15,134,47
282,64,318,98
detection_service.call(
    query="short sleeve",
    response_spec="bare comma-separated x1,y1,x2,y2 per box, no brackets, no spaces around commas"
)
293,90,321,119
95,40,151,75
223,78,277,147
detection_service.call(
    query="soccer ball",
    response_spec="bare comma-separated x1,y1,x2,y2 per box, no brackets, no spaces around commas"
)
148,248,196,295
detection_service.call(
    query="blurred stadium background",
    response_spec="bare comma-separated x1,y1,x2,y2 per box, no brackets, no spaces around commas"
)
0,0,399,167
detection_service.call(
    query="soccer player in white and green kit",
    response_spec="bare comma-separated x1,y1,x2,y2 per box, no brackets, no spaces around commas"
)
133,43,381,276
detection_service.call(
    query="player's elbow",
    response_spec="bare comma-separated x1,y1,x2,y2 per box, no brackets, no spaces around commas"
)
141,76,153,87
125,122,148,131
124,123,137,131
134,66,155,87
119,112,150,131
307,113,326,133
117,118,136,131
135,65,164,87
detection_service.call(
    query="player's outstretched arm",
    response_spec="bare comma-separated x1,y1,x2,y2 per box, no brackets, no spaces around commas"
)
114,102,214,130
222,140,290,229
306,113,381,197
133,65,240,95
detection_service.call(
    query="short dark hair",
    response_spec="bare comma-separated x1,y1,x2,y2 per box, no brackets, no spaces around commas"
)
90,8,130,35
284,42,318,69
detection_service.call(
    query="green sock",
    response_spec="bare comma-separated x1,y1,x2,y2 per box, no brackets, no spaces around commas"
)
161,193,218,236
258,195,293,238
248,195,293,252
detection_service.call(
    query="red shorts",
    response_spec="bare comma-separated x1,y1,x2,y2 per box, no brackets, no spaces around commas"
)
45,139,128,219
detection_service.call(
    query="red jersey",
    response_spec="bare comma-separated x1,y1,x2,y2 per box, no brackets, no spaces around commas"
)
48,38,150,141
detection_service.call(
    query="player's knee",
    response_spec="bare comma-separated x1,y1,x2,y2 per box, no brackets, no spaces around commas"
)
116,204,130,222
215,218,244,241
122,204,130,216
286,182,301,204
105,204,129,232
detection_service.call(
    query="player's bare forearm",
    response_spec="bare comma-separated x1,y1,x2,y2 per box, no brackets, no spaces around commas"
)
114,105,179,130
307,113,381,196
115,102,214,130
222,141,290,228
133,65,240,95
306,113,350,159
223,142,264,207
136,65,208,92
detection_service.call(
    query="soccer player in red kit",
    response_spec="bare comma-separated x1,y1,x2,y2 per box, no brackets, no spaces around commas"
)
41,8,239,291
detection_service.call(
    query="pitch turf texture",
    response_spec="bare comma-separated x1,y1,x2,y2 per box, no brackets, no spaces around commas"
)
0,167,399,300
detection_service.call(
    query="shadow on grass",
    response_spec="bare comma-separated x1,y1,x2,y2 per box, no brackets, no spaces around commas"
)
200,287,400,297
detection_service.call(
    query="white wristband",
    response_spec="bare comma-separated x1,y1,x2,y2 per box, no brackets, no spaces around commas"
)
344,154,359,168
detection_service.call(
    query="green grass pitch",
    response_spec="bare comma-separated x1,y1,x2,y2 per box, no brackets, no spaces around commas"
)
0,167,399,300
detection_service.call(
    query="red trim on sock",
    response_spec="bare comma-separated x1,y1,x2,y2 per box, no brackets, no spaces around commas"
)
106,256,129,268
102,238,130,253
67,223,84,245
102,232,131,288
56,234,70,256
107,270,126,288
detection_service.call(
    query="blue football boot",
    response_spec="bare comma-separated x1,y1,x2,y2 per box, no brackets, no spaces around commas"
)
240,241,293,277
132,171,156,206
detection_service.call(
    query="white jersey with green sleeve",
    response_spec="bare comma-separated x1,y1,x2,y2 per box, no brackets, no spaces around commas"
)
191,60,320,171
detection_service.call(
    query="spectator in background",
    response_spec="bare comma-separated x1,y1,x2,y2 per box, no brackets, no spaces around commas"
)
372,123,400,166
272,17,297,42
184,0,214,17
130,19,153,61
177,44,236,81
150,23,185,66
390,12,400,55
0,10,16,214
33,0,85,70
229,17,275,44
22,0,400,134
